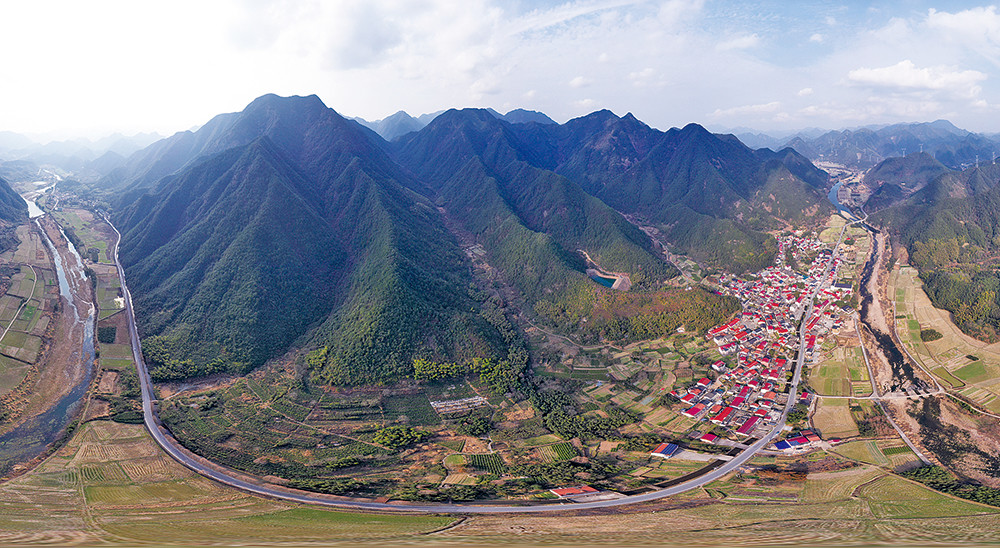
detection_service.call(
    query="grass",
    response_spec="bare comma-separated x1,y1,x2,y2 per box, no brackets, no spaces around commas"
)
836,440,888,466
954,360,990,383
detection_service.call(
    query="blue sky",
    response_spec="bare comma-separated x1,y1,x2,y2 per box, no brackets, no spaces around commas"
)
1,1,999,138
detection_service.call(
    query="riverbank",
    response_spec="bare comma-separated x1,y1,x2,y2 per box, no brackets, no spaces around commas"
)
0,212,96,477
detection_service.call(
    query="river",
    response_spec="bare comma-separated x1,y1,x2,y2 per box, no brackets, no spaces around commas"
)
0,196,96,474
829,182,923,392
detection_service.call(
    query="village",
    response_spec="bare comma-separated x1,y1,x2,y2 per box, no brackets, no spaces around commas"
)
666,234,853,450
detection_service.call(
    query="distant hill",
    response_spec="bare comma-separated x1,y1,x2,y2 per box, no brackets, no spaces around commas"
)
776,120,1000,170
353,111,425,141
506,111,832,272
863,152,951,211
353,108,557,141
498,108,556,125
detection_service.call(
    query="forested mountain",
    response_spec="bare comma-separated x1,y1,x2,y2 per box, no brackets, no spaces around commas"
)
875,162,1000,341
863,152,952,211
114,95,509,385
502,111,832,272
112,95,827,384
0,176,27,223
392,109,675,326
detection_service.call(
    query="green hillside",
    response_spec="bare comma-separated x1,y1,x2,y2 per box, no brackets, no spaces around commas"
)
116,101,509,385
877,163,1000,341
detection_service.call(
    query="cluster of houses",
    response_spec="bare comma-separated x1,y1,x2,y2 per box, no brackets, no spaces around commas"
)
667,236,852,442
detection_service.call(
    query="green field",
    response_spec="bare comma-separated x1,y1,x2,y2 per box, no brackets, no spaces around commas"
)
810,347,870,397
954,360,990,383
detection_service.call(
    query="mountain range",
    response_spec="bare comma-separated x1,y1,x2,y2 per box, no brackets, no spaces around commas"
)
352,108,556,141
103,94,830,384
0,131,164,184
739,120,1000,171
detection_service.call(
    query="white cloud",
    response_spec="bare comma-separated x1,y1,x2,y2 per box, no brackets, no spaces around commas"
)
926,6,1000,65
569,76,591,88
709,101,781,119
847,60,986,99
809,33,823,43
798,87,814,96
716,33,760,51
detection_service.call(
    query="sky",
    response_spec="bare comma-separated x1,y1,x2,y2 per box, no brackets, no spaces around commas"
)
2,0,1000,139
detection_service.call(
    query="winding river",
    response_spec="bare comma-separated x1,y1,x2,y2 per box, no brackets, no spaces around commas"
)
0,197,96,474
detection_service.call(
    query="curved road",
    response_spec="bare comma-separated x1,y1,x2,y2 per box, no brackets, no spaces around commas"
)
105,216,835,514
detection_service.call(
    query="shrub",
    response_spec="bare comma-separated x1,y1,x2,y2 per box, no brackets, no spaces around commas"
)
919,329,943,342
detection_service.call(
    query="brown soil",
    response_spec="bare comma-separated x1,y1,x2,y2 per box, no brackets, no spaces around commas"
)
97,371,118,394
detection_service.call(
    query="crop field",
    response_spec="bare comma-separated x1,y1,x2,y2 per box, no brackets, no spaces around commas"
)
98,357,133,371
0,330,42,363
835,440,889,466
638,458,706,479
466,452,506,474
811,398,860,438
98,344,133,359
2,413,1000,545
892,266,1000,409
800,466,885,503
811,346,870,397
445,464,1000,545
0,354,30,395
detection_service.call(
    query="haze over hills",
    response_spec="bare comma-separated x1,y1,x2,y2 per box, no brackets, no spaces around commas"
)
105,94,818,384
740,120,1000,171
0,131,164,181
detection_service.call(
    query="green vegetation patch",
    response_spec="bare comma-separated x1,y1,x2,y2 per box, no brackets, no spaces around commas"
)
954,360,991,384
919,328,943,342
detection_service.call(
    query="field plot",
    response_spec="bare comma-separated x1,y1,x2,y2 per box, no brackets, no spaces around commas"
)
892,266,1000,411
811,398,860,438
835,440,889,466
0,354,31,395
443,465,1000,546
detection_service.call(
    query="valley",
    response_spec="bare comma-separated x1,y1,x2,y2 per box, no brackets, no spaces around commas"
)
0,97,998,545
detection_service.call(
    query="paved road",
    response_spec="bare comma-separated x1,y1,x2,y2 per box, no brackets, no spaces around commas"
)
105,216,832,514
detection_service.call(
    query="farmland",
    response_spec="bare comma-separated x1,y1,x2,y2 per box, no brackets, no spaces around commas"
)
891,265,1000,411
2,417,999,546
809,346,871,397
0,421,456,545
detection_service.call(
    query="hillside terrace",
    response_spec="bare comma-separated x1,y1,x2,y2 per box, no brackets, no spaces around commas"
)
669,236,852,441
